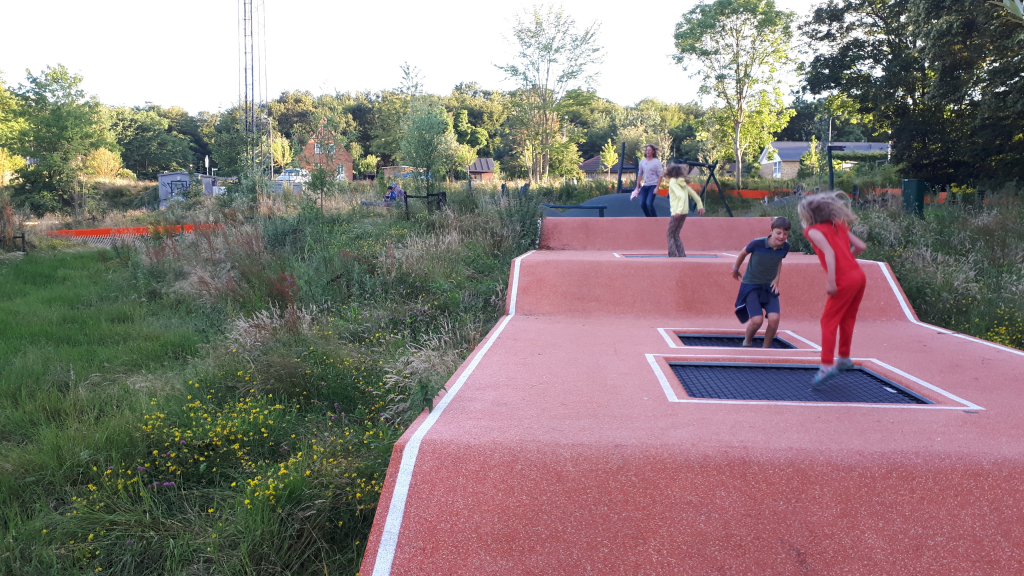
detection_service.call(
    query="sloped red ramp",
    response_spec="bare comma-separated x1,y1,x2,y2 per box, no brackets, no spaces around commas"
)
362,217,1024,575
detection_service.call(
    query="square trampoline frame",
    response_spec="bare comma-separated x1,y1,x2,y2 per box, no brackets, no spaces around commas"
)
675,333,798,349
643,354,984,410
667,361,933,404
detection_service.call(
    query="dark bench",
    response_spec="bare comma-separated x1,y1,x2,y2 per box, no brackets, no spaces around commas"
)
541,204,608,217
403,191,446,219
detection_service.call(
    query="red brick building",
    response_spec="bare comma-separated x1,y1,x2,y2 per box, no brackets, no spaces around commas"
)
297,121,354,181
467,158,496,182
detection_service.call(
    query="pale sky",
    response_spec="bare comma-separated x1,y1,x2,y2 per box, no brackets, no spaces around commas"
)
0,0,820,115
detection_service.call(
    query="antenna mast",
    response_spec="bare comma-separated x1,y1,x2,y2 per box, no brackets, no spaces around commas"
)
239,0,272,180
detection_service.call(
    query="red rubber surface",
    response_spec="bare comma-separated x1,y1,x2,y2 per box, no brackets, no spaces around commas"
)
362,217,1024,575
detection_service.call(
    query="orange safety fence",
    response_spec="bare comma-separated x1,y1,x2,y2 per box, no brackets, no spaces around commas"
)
45,224,224,238
729,190,771,199
666,184,798,200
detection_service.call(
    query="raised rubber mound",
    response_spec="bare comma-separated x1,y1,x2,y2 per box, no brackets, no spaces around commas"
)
362,217,1024,576
539,216,773,251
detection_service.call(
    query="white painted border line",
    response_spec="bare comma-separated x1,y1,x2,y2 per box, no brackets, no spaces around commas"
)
779,330,821,349
874,261,1024,358
869,358,982,410
612,252,622,258
647,353,681,402
657,328,821,351
647,353,983,410
657,327,679,348
371,250,534,576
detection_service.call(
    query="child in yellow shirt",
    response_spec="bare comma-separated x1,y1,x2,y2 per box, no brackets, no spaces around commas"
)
665,164,705,257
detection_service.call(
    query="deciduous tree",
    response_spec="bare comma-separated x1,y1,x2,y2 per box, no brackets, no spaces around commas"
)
271,134,293,172
399,97,457,190
11,65,114,214
83,148,125,180
802,0,1024,183
497,5,602,181
600,139,618,177
0,72,26,184
110,106,192,178
989,0,1024,27
445,83,508,158
696,87,794,170
369,91,408,165
0,72,24,148
674,0,795,187
356,153,380,176
546,134,584,179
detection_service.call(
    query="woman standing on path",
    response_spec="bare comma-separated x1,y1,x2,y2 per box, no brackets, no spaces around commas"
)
665,164,704,257
631,144,663,217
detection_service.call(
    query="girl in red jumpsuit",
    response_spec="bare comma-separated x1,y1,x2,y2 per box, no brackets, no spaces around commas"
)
799,192,868,387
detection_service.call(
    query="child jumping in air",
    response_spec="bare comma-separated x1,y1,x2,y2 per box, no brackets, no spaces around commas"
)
798,192,868,387
731,217,791,348
665,164,705,257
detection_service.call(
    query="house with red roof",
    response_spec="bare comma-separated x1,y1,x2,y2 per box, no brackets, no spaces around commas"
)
297,120,354,182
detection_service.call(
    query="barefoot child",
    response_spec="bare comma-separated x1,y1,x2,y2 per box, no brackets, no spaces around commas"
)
731,217,791,347
798,192,868,387
665,164,705,257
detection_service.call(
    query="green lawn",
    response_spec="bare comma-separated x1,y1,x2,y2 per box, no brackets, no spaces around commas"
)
0,249,224,573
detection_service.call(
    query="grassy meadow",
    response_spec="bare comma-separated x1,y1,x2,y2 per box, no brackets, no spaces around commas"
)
1,179,1023,574
1,183,540,574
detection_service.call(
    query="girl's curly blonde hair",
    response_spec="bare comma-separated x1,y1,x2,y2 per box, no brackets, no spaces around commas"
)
797,191,858,227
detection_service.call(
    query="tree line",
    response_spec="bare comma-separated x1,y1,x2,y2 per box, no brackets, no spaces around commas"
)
0,0,1021,214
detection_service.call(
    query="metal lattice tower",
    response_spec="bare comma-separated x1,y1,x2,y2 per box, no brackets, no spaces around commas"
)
238,0,273,179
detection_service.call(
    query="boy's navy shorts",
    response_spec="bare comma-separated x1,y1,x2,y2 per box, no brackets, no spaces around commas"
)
744,289,780,318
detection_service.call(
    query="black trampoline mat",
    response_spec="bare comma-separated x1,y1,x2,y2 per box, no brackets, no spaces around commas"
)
669,362,931,404
677,334,797,349
623,254,718,258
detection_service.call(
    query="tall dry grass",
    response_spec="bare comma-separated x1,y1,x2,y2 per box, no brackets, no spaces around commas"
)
759,188,1024,349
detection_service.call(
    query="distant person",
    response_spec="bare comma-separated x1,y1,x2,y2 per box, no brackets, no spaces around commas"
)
630,144,663,217
384,182,405,205
799,191,868,387
665,164,704,257
731,217,791,348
